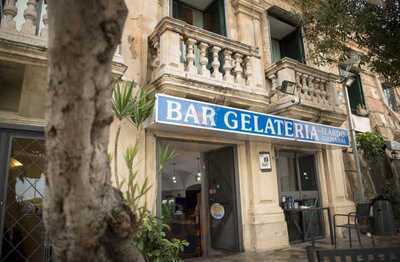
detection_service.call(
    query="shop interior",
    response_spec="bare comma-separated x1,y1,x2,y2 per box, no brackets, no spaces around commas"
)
277,150,324,243
159,139,240,258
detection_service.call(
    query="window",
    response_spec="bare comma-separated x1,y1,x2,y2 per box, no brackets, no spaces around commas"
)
383,84,399,112
346,72,366,115
172,0,226,36
268,12,305,64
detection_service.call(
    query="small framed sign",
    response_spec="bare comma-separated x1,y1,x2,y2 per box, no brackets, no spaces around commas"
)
259,152,272,172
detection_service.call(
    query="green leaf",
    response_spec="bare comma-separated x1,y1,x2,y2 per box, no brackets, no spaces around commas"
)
112,80,136,120
130,88,156,129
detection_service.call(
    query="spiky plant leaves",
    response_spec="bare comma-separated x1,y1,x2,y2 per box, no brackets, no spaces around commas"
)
112,80,136,120
130,88,156,129
158,144,176,173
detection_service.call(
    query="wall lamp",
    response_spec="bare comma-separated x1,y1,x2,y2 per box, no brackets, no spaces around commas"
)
277,80,296,95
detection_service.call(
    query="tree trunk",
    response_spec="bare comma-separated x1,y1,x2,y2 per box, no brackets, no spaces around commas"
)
44,1,144,261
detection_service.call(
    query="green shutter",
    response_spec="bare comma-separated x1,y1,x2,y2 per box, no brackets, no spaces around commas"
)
347,73,366,113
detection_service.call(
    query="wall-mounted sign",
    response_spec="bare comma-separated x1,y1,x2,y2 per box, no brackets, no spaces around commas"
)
210,203,225,220
155,94,350,147
259,152,272,172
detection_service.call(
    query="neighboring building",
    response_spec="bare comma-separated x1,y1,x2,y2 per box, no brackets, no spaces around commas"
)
0,0,399,260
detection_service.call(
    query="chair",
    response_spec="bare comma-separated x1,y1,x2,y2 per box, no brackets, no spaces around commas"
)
333,203,375,248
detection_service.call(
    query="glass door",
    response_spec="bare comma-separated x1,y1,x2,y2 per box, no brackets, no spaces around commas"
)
205,146,240,252
277,151,323,243
0,130,50,261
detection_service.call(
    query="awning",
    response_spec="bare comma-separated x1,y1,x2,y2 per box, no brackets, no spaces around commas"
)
154,94,350,147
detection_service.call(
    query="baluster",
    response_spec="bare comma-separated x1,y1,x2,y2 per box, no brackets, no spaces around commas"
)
233,53,244,84
223,49,233,82
244,56,252,85
1,0,18,30
21,0,38,35
199,42,210,77
301,74,309,99
269,74,278,93
322,83,327,104
151,40,160,71
186,38,197,74
211,46,222,80
40,5,48,38
323,81,331,104
296,73,303,94
314,79,322,104
308,76,314,101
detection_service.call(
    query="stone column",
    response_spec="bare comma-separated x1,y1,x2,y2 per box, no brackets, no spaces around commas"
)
232,1,266,92
241,141,289,251
19,65,48,118
322,148,355,237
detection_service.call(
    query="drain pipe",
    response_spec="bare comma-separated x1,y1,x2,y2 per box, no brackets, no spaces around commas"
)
342,78,365,202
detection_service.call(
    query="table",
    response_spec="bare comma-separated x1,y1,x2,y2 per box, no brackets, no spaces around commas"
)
284,207,334,245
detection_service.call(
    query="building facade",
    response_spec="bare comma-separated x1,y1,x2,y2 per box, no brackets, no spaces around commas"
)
0,0,399,260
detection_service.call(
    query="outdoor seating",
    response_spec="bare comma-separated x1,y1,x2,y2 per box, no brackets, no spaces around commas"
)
333,203,375,248
306,246,400,262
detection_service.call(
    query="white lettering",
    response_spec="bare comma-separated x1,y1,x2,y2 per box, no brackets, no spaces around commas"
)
285,121,294,137
264,118,276,135
224,111,238,129
304,124,310,139
295,123,304,138
202,106,216,126
274,119,284,135
310,126,319,140
184,104,200,124
241,113,252,131
167,100,182,121
254,115,264,133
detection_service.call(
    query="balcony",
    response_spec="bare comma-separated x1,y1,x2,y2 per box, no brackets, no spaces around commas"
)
265,58,346,126
0,0,126,75
148,17,268,110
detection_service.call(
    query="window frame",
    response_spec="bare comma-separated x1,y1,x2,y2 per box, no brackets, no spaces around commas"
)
171,0,227,37
382,84,399,112
267,9,306,64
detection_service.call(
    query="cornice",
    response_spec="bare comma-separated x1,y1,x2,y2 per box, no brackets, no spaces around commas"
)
0,33,127,76
231,0,269,20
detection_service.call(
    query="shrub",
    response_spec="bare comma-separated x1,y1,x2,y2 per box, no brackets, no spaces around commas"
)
133,213,188,262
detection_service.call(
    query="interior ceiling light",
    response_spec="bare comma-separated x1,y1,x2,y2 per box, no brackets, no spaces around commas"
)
10,158,23,168
196,156,201,181
172,162,177,183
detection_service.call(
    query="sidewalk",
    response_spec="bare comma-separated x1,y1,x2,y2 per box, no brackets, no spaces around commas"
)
187,234,400,261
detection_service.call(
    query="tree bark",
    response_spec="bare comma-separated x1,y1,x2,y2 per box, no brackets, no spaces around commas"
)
44,1,143,261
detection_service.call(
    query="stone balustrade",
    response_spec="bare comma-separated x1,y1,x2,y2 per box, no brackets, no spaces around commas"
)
0,0,48,39
149,17,265,94
266,58,340,111
0,0,126,75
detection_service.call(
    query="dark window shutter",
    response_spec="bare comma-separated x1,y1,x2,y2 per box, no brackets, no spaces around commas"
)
172,0,193,25
204,0,226,36
280,27,304,63
347,73,366,113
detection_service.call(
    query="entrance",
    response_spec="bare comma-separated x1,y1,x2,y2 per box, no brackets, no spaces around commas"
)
0,128,50,261
277,151,324,243
158,140,241,258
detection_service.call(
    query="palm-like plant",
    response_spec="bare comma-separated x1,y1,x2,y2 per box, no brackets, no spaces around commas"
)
123,143,151,222
112,80,136,188
130,88,155,130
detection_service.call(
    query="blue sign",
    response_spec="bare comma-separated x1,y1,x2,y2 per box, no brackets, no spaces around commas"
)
155,94,350,147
